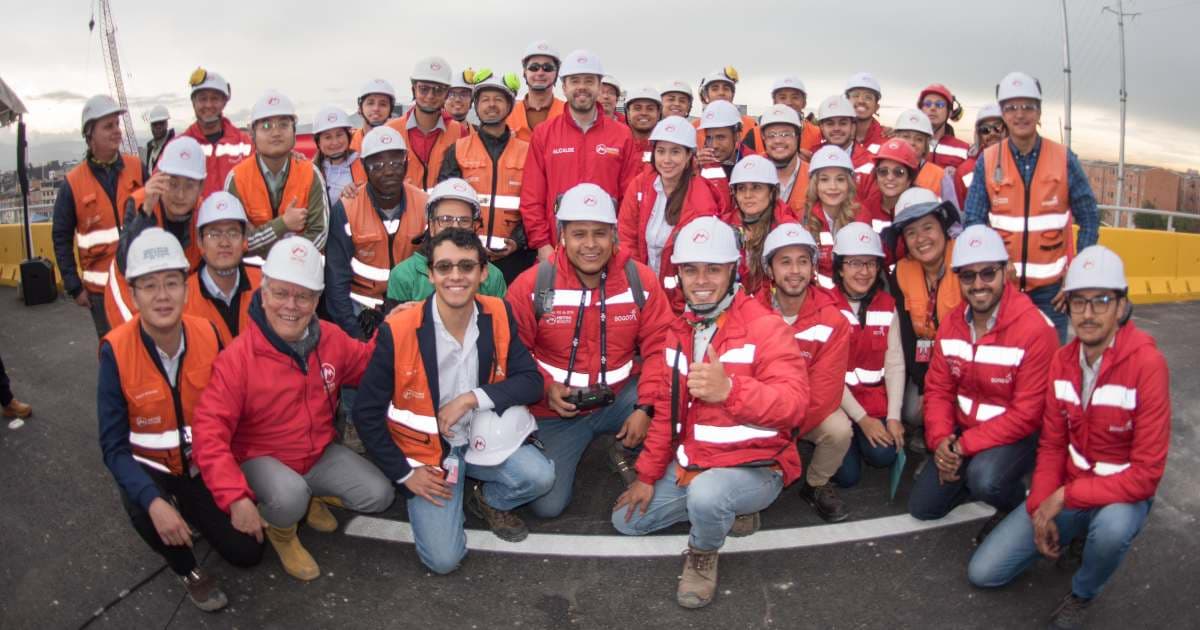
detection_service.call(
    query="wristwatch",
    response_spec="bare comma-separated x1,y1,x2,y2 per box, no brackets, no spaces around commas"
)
634,404,655,418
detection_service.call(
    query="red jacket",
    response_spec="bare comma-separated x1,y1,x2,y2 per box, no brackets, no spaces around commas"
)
929,133,971,169
834,288,896,420
505,247,672,418
636,291,809,486
519,111,641,250
923,287,1058,456
180,118,253,199
734,200,801,296
1027,324,1170,514
855,118,886,156
958,154,980,190
191,295,375,511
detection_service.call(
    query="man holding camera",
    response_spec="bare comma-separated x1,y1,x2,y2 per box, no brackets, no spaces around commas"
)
506,184,672,519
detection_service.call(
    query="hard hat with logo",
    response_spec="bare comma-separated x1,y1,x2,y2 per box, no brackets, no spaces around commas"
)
472,72,519,103
832,222,884,258
671,216,741,265
464,405,537,467
1063,246,1128,293
125,227,190,281
996,71,1041,102
894,108,934,137
976,103,1003,125
156,137,207,181
426,178,481,218
763,222,819,265
649,116,696,149
359,78,396,102
360,126,407,159
559,49,604,79
411,56,453,85
951,224,1009,270
759,104,802,133
771,76,807,96
522,40,561,66
556,183,616,224
250,90,296,125
698,100,742,129
700,67,739,90
874,138,920,171
197,191,249,231
146,105,170,124
729,154,780,187
264,236,324,292
189,69,231,98
601,75,621,91
844,72,882,96
312,106,352,135
816,94,856,122
661,79,693,99
624,86,661,107
808,145,854,175
81,95,125,134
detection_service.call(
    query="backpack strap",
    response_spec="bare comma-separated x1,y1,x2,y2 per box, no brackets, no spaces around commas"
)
533,259,557,321
624,259,646,310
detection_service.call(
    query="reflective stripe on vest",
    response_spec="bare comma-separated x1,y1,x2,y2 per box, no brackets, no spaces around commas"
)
956,395,1006,421
387,403,438,435
642,151,651,163
132,454,172,473
488,195,522,210
693,423,780,444
76,226,121,249
794,324,832,343
845,367,885,386
934,143,969,160
962,171,974,188
350,257,391,282
129,430,182,450
816,273,834,289
1054,379,1082,406
350,292,384,309
663,275,678,289
1090,384,1137,410
718,344,756,364
538,358,634,389
1013,257,1069,281
987,211,1071,233
664,347,689,376
700,167,725,180
215,143,252,158
82,269,110,286
939,339,1025,367
107,260,134,323
1069,443,1131,476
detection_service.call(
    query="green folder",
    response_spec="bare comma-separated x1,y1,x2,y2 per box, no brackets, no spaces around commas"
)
889,448,908,503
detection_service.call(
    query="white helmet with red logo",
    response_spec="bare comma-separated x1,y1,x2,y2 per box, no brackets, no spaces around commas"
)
156,137,207,181
522,40,561,66
250,89,296,124
844,71,882,97
264,236,324,292
625,86,662,107
996,71,1041,103
559,50,604,79
758,104,802,133
894,108,934,137
649,116,696,149
698,100,742,130
817,94,856,122
426,178,481,218
197,191,249,230
763,222,819,265
1063,245,1127,293
312,106,352,135
729,154,779,187
557,183,616,224
951,225,1009,270
808,145,854,175
360,126,407,159
465,405,537,466
832,222,884,258
671,216,741,265
412,56,452,85
771,76,807,97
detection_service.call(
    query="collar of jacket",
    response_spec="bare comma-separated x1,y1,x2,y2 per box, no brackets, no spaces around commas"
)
478,125,512,159
197,262,252,302
247,290,321,373
415,296,499,404
365,183,406,219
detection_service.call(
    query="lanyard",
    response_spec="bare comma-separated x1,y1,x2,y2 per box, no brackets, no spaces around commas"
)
926,270,944,330
563,267,608,387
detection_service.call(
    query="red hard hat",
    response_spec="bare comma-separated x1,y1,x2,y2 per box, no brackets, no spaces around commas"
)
918,83,953,106
874,138,920,171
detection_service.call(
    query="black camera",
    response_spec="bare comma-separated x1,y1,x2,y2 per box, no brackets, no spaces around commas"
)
565,384,615,411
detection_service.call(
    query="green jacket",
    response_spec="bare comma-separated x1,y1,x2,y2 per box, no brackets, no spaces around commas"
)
386,252,508,303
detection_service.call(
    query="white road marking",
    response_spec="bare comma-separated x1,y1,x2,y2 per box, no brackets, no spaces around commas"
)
344,502,996,557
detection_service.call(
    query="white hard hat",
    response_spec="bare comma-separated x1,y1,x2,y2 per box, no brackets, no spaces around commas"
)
763,222,818,265
661,79,692,98
894,108,934,137
522,40,561,64
670,216,741,265
556,183,616,224
250,90,296,125
426,178,481,217
146,105,170,124
190,70,230,98
263,236,324,292
698,100,742,129
197,191,249,231
845,71,882,96
976,103,1003,125
464,405,537,467
411,56,453,85
559,49,604,79
450,69,473,91
81,95,125,134
895,187,941,217
700,68,738,89
759,104,802,132
473,73,519,101
649,116,696,149
625,86,661,107
1063,245,1128,293
601,75,621,91
771,76,807,96
359,78,396,101
996,71,1041,102
313,106,352,135
833,222,884,258
125,227,190,281
816,94,856,122
951,224,1009,270
808,145,854,175
156,137,206,181
360,126,407,159
729,154,780,187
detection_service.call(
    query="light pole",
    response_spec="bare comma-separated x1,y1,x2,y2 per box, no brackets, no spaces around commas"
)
1103,0,1139,209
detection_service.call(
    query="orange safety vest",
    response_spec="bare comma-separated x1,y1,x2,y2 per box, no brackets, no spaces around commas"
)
385,296,511,467
983,139,1072,291
894,241,961,340
103,314,220,476
780,162,810,217
693,113,759,149
454,132,529,244
746,119,823,156
66,156,144,293
184,265,262,345
230,155,316,228
385,112,463,191
351,158,367,187
345,183,429,308
914,161,946,194
507,97,566,142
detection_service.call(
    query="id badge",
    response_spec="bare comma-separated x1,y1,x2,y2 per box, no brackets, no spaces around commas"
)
442,455,460,485
916,339,933,363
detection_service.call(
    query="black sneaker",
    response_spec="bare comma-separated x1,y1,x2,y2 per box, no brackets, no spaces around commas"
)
1048,592,1092,629
467,483,529,543
974,510,1009,546
799,482,849,523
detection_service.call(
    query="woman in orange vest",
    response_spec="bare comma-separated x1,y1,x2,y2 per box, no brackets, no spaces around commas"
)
803,146,862,290
185,192,262,345
98,228,262,613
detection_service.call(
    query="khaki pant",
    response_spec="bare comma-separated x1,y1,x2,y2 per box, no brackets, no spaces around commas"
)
801,409,853,487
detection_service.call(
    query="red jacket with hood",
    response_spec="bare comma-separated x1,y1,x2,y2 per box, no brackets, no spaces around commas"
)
180,118,252,199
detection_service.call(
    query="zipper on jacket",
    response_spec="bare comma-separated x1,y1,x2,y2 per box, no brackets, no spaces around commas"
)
1019,149,1032,293
486,137,500,249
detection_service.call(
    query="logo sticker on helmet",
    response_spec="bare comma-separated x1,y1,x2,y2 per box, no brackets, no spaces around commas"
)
693,231,710,243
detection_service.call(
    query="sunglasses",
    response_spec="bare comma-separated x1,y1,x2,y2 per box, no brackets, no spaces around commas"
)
1068,294,1117,314
921,99,948,110
875,166,909,179
956,265,1003,285
432,260,481,275
978,123,1005,135
433,215,476,227
1002,103,1039,113
366,159,406,173
526,63,557,73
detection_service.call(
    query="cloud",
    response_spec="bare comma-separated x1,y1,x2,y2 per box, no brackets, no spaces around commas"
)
32,90,87,103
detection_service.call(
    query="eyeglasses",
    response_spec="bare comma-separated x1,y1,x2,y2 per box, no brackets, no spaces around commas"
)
431,260,481,275
978,123,1005,135
258,119,294,132
842,259,879,272
764,130,797,140
365,159,406,173
526,63,557,73
956,265,1003,285
133,277,186,295
1001,103,1039,113
921,99,948,110
202,228,244,242
1068,294,1117,314
266,286,317,307
875,166,909,179
166,176,202,192
415,83,448,96
433,215,477,228
446,90,472,101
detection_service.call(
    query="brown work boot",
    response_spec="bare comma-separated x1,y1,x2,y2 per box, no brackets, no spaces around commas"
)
180,568,228,612
799,481,849,523
467,483,528,542
677,546,719,609
729,512,760,537
305,496,339,533
265,524,320,581
3,399,31,419
607,439,639,486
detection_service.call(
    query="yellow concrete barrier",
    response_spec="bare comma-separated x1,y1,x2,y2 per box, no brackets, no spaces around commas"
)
0,224,63,289
1097,226,1200,304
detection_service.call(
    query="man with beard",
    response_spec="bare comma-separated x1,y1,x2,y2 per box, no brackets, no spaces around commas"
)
350,79,396,153
623,87,663,167
757,105,810,216
508,40,565,141
386,57,464,191
179,69,251,198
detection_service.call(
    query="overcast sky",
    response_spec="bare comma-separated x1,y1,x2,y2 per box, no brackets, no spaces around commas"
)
3,0,1199,172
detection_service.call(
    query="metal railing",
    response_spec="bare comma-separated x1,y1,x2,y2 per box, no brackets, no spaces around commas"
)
1099,204,1199,232
0,203,55,223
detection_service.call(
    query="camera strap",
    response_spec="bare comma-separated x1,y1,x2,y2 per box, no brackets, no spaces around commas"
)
563,267,608,387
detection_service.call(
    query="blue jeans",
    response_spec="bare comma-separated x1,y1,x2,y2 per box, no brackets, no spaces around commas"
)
611,464,783,551
1027,282,1067,344
529,376,639,518
832,421,900,488
407,444,555,574
968,500,1151,600
908,434,1037,520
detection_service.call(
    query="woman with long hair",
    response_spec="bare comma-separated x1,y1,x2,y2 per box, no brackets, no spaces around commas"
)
727,154,801,296
803,146,861,289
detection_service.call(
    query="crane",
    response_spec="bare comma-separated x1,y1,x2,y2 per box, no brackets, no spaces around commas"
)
89,0,139,156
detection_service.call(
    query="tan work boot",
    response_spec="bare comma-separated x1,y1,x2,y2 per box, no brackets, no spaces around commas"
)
3,399,32,419
266,524,320,581
729,512,760,537
677,546,719,609
306,497,339,533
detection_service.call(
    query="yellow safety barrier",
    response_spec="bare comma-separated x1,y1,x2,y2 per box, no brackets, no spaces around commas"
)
0,224,63,289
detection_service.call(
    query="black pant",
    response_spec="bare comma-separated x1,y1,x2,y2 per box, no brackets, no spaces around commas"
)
121,466,264,576
0,352,12,407
87,291,111,338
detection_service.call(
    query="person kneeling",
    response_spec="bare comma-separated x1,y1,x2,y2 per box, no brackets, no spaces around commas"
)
353,229,552,574
611,217,808,609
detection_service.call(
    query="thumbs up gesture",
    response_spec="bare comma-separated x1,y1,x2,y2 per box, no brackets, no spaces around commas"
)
687,345,733,404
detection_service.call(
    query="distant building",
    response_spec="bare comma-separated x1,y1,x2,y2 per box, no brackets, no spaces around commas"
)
1081,160,1199,226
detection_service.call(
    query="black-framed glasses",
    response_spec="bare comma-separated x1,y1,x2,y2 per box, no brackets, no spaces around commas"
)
978,123,1005,135
365,159,405,173
433,215,476,228
956,265,1003,285
415,83,448,96
526,63,557,73
431,260,481,275
876,166,909,179
1068,294,1117,314
921,99,948,110
843,259,879,272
